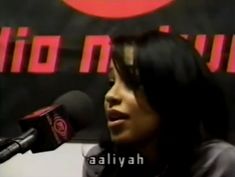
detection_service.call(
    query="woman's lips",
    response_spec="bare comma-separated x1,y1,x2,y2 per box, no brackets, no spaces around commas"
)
107,109,129,127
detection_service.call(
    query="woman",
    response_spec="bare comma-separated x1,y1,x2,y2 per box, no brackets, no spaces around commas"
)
83,31,235,177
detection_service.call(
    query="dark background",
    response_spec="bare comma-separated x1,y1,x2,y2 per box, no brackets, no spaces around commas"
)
0,0,235,143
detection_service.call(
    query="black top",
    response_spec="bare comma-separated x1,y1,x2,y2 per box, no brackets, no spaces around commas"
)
82,139,235,177
192,139,235,177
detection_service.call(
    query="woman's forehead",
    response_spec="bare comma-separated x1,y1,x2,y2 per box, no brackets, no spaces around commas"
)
123,45,135,65
108,44,136,79
109,60,114,72
109,44,135,70
108,61,116,79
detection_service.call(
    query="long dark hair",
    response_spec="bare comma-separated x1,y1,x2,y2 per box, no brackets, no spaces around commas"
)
99,31,229,177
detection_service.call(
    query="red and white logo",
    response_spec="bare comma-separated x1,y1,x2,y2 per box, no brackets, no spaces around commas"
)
62,0,175,19
53,117,68,139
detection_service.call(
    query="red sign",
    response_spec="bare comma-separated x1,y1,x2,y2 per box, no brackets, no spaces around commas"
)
62,0,174,19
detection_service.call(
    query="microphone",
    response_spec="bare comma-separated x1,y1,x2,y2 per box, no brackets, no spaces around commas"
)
0,137,13,150
0,90,93,164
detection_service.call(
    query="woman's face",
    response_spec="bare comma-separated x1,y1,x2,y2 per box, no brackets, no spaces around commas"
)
104,61,160,145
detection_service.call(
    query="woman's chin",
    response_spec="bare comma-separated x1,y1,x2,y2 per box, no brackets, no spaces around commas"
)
110,131,135,144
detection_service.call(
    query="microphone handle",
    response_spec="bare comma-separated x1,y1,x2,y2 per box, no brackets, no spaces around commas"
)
0,137,13,150
0,128,37,164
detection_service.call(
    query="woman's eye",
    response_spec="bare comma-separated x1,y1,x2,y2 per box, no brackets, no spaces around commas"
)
109,80,115,87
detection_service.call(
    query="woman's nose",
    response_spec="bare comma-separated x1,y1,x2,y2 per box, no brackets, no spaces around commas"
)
105,96,121,108
105,91,121,108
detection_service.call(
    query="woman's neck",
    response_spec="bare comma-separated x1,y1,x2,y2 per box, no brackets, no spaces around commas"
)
137,140,159,165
